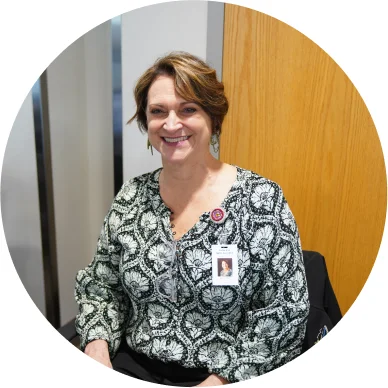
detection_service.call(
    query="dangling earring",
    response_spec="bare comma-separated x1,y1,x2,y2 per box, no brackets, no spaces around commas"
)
210,134,220,153
147,138,153,155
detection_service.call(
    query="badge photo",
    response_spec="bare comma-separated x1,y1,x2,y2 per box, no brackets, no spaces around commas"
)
212,244,238,286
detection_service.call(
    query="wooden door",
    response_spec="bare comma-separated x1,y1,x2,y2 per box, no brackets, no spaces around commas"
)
221,5,386,314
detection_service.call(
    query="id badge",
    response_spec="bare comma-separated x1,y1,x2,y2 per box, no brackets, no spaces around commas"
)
212,244,238,286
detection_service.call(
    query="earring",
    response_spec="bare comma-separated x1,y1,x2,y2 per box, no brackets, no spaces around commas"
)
147,138,154,155
210,134,220,153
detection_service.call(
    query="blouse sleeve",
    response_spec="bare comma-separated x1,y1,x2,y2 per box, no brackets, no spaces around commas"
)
212,182,310,383
74,184,131,359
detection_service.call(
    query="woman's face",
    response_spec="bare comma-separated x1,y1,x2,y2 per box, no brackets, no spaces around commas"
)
222,261,228,270
146,75,213,164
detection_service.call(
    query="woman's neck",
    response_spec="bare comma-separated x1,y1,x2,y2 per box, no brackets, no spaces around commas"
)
160,153,223,193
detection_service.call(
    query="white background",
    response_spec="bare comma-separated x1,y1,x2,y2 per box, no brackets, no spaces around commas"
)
0,0,387,387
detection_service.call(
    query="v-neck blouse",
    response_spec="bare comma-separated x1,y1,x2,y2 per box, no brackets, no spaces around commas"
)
157,166,240,242
75,166,309,383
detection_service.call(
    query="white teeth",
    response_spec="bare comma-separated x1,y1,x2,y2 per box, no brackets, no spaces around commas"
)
164,136,189,143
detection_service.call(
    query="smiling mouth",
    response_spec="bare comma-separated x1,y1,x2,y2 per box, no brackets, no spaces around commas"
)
163,136,190,143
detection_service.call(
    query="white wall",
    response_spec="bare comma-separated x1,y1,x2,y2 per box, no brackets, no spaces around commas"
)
47,21,113,325
122,1,210,181
1,91,46,316
0,2,225,327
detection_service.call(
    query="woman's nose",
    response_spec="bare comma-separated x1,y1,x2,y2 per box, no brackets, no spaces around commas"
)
164,111,183,131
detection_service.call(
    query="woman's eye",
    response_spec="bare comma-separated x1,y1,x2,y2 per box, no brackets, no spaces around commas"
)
150,109,163,114
183,107,197,113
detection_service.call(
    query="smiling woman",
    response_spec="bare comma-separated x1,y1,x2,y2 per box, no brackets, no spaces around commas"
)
128,52,228,136
146,76,214,164
74,52,309,386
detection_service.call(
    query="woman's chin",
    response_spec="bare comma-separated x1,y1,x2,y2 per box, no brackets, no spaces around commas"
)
162,155,189,165
160,148,192,164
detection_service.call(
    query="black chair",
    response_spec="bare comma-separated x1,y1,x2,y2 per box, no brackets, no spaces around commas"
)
58,250,342,352
301,250,342,351
58,316,79,347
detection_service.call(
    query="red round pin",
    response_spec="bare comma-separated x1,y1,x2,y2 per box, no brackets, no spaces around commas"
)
210,207,226,224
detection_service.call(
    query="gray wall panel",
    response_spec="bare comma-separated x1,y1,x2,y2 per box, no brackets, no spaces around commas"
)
1,91,46,316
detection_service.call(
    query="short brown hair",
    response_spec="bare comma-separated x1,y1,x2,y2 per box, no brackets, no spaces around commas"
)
127,52,229,136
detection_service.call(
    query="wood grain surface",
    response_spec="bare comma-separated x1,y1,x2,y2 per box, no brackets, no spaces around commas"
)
221,4,387,314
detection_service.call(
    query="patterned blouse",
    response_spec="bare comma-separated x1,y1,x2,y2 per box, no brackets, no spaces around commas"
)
74,166,309,383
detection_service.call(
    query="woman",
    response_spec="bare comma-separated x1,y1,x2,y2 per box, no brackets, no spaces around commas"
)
75,52,309,386
220,261,232,277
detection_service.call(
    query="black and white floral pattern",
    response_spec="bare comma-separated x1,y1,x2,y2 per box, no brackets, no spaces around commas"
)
123,271,150,298
119,234,138,255
95,263,118,285
251,182,276,212
147,303,171,328
201,287,236,310
75,167,309,383
198,342,230,368
148,243,174,272
140,212,158,235
151,338,185,362
254,316,282,339
184,311,212,339
250,224,276,260
186,249,211,280
235,365,259,381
